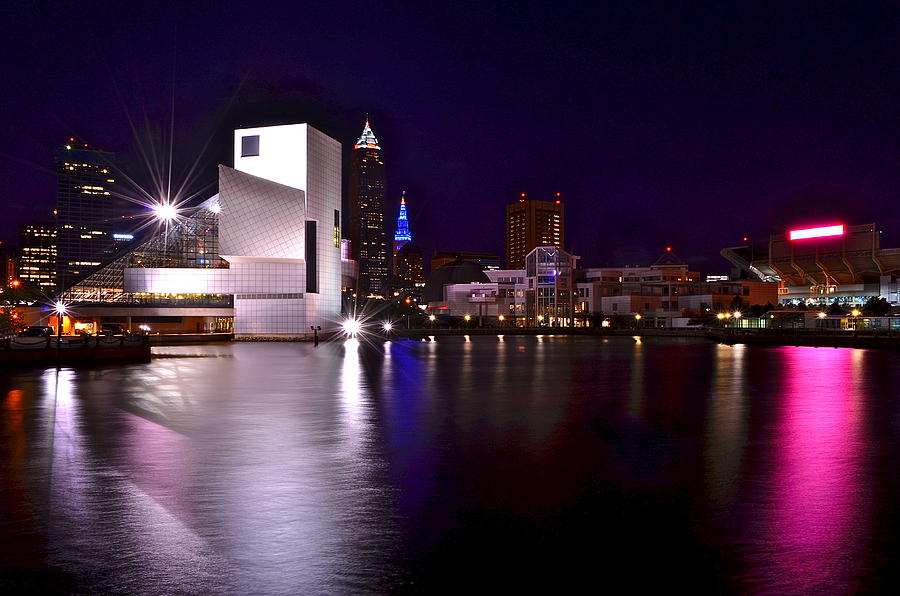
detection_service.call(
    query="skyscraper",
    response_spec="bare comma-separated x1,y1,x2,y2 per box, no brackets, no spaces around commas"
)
348,120,388,297
392,191,424,300
19,222,57,290
505,194,565,269
55,138,117,290
393,190,412,257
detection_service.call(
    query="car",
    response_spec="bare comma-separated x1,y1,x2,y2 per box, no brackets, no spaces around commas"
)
101,323,124,334
19,326,53,337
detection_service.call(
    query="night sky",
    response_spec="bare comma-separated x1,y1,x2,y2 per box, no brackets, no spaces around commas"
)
2,1,897,273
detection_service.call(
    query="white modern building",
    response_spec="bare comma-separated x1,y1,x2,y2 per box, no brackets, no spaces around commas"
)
97,123,344,337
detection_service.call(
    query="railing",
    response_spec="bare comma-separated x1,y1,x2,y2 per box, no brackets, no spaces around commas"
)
3,334,149,351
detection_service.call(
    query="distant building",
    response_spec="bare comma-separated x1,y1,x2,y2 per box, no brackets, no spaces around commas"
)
55,139,117,290
721,223,900,306
18,222,57,290
348,120,389,297
389,190,425,301
431,251,500,272
0,242,16,287
525,246,578,326
505,196,564,269
393,191,412,257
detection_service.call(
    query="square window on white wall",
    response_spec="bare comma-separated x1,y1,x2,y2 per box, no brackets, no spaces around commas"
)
241,135,260,157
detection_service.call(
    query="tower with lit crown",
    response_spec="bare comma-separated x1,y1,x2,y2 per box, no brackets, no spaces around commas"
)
393,191,412,255
348,119,389,296
391,190,424,300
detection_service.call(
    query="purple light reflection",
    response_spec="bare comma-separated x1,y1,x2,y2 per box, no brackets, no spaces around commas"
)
752,347,868,592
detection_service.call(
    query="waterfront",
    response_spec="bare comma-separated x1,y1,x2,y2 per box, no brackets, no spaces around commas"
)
1,336,898,594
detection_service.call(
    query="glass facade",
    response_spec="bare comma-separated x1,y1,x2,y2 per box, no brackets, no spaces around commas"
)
525,246,576,326
62,199,229,305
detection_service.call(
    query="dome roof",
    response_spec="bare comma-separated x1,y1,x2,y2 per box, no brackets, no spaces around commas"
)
424,258,490,303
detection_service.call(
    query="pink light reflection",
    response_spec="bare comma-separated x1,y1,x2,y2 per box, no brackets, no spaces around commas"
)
757,347,866,592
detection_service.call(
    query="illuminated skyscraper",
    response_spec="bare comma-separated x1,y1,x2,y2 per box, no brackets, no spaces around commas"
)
55,139,117,290
391,191,424,300
19,222,57,290
348,120,388,296
505,195,565,269
393,190,412,256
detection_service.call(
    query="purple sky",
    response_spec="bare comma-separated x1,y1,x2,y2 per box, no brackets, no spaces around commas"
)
1,1,897,272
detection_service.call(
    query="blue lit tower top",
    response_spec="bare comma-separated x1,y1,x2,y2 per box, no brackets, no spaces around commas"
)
395,192,412,242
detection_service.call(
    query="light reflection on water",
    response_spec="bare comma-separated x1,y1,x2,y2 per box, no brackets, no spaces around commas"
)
0,338,898,594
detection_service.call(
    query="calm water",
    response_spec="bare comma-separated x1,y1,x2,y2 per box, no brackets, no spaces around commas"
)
1,336,898,594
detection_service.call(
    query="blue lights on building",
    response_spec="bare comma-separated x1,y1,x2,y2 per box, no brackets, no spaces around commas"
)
394,192,412,243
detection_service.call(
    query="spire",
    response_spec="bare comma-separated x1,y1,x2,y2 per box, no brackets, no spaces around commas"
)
394,190,412,243
354,118,381,150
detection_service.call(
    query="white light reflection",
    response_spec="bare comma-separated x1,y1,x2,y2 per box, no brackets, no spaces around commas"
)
339,338,364,433
704,343,748,503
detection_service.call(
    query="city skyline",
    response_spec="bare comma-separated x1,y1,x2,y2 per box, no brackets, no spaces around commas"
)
1,3,897,273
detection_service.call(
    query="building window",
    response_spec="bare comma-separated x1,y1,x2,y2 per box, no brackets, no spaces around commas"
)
333,210,340,248
241,135,260,157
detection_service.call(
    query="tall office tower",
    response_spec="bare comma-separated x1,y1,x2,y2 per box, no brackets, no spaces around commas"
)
505,195,565,269
391,191,424,299
18,222,57,290
393,191,412,258
348,120,388,297
55,138,116,290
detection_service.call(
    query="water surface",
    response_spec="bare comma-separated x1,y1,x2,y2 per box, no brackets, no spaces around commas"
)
1,336,898,594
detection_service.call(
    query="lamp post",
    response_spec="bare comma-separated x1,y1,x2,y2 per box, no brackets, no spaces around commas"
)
310,325,321,346
634,313,642,329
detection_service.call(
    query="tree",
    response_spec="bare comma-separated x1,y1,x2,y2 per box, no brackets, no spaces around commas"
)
826,301,847,316
862,297,892,317
728,295,746,312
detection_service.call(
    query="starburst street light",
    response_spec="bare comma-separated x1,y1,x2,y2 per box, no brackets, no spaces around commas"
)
152,202,178,221
342,317,362,338
382,322,393,332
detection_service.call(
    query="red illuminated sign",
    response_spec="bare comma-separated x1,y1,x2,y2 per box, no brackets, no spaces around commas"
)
789,224,845,241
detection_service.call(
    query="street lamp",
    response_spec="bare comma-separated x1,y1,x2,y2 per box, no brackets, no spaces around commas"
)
341,318,361,338
382,321,393,333
152,203,177,221
310,325,322,346
498,314,505,328
54,301,66,339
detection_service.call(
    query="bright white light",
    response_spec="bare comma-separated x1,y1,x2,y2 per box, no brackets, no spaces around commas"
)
382,322,393,332
209,202,221,213
428,314,436,322
54,302,67,315
152,203,177,221
342,318,362,337
733,311,742,319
